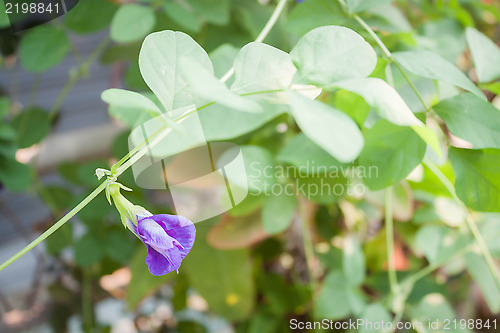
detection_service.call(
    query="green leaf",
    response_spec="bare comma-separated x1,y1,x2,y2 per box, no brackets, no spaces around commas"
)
415,225,469,265
163,2,201,33
19,26,70,72
186,0,230,25
45,223,73,256
104,231,136,263
333,90,371,127
434,93,500,149
393,50,486,100
343,235,366,287
330,78,420,126
346,0,394,13
126,246,173,308
231,42,296,100
481,82,500,95
411,293,472,333
0,1,9,28
111,4,156,43
183,229,255,321
465,252,500,313
65,0,118,34
314,271,352,320
286,0,347,36
262,192,296,234
238,145,276,194
358,304,392,333
291,26,377,86
0,158,32,191
138,30,213,112
466,27,500,83
210,44,240,79
287,90,364,163
358,120,426,190
277,133,345,174
449,148,500,212
101,89,161,113
74,234,103,267
43,186,73,212
129,103,286,159
0,97,9,118
180,58,262,113
11,108,51,148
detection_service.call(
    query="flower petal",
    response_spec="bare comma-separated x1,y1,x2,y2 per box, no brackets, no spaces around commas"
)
137,218,181,252
144,214,196,259
145,245,182,275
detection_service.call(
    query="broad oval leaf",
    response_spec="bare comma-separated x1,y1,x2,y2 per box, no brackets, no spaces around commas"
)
331,78,420,126
287,90,364,163
342,235,366,287
314,271,352,320
11,108,51,148
102,89,162,113
358,120,426,190
434,93,500,149
139,30,213,112
277,133,345,174
180,58,262,113
231,42,296,100
290,26,377,86
64,0,117,34
19,25,70,72
285,0,347,37
111,4,156,43
393,50,486,100
449,147,500,212
466,27,500,83
346,0,394,13
261,192,297,234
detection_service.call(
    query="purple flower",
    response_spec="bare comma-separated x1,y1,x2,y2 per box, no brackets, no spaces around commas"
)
108,183,196,276
133,214,196,276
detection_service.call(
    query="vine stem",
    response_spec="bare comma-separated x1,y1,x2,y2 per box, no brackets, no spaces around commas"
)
339,0,431,112
0,0,289,272
384,186,405,333
423,157,500,291
384,187,399,295
220,0,288,83
0,180,110,272
297,196,318,295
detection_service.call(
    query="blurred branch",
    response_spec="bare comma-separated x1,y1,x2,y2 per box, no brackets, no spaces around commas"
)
48,37,110,121
423,157,500,291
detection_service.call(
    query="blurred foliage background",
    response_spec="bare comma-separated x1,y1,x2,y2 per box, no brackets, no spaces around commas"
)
1,0,500,332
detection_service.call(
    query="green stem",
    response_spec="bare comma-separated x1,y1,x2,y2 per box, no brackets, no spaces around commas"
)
385,186,399,295
298,196,317,294
0,180,110,272
341,2,431,113
82,268,93,332
423,157,500,291
220,0,288,83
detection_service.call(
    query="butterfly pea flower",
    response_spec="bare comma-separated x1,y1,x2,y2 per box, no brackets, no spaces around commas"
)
109,184,196,276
